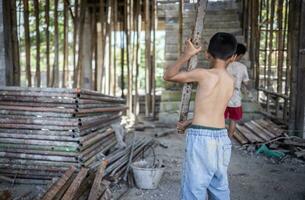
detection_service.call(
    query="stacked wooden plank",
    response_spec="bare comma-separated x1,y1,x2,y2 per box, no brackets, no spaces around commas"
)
0,87,127,184
41,138,154,200
234,119,284,145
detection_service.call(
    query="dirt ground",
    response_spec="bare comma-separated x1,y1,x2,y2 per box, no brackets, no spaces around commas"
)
1,126,305,200
117,127,305,200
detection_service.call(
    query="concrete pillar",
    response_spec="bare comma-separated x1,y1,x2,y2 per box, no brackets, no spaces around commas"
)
0,0,6,86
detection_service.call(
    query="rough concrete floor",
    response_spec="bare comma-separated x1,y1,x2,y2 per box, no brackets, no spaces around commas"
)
118,127,305,200
1,126,305,200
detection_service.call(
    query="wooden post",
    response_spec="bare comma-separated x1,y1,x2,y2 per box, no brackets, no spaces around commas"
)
120,21,125,98
134,0,142,116
74,0,86,88
97,0,105,92
81,6,93,89
179,0,184,54
151,0,157,117
113,0,118,95
34,0,40,87
263,0,270,88
45,0,50,87
178,0,208,134
126,0,131,114
277,0,284,94
73,0,79,88
144,0,151,117
23,0,31,87
294,0,305,138
52,0,59,87
2,0,20,86
63,0,69,88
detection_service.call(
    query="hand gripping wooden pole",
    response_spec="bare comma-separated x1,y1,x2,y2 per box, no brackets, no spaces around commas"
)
178,0,208,134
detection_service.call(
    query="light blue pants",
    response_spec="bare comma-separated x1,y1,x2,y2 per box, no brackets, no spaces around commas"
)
181,125,232,200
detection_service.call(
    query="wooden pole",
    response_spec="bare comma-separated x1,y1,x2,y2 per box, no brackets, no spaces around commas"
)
74,0,86,88
179,0,184,54
45,0,51,87
178,0,208,134
263,0,270,88
277,0,284,94
144,0,151,117
23,0,31,87
151,0,157,118
63,0,69,88
11,0,20,86
73,0,79,88
97,0,105,92
52,0,59,87
113,0,118,95
34,0,40,87
120,21,125,98
134,0,142,115
126,0,131,114
81,6,93,89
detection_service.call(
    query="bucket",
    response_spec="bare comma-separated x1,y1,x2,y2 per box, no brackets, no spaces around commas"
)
131,160,165,190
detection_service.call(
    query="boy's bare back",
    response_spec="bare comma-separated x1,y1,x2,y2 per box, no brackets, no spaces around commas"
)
192,68,234,128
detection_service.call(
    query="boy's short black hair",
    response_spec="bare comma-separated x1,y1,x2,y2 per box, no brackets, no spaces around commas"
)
236,43,247,56
207,32,237,60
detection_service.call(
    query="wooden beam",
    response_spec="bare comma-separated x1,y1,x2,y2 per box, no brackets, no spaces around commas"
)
23,0,31,87
45,0,51,87
41,166,76,200
178,0,208,134
88,161,107,200
62,168,89,200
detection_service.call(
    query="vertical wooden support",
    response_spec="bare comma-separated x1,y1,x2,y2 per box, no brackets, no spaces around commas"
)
151,0,157,117
283,0,289,121
34,0,40,87
179,0,184,54
294,0,305,138
52,0,59,87
23,0,31,87
97,0,105,92
126,0,131,113
120,21,125,98
3,0,20,86
288,0,302,135
267,0,275,90
144,0,152,117
277,0,284,94
63,0,69,88
81,5,93,89
73,0,79,87
74,0,86,88
108,0,113,95
134,0,142,115
113,0,118,95
45,0,50,87
178,0,208,133
263,0,270,88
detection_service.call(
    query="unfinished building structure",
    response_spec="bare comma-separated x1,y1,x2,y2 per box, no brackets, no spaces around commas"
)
0,0,304,198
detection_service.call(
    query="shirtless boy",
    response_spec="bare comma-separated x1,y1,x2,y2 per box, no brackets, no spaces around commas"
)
163,32,237,200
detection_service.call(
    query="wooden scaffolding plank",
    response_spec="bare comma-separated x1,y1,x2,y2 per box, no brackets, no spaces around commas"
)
41,166,76,200
88,161,108,200
178,0,208,134
236,124,263,143
244,121,270,141
62,167,89,200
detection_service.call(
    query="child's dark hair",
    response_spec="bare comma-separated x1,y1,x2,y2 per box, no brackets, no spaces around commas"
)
236,43,247,56
207,32,237,60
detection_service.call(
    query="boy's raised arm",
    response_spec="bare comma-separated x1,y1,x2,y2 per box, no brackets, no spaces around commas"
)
163,39,203,83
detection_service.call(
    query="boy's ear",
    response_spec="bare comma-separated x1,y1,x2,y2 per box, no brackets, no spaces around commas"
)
205,51,212,60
